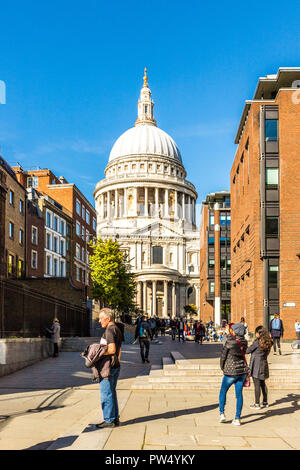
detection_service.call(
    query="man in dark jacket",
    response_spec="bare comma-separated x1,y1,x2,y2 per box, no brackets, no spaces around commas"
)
269,313,284,355
136,316,151,363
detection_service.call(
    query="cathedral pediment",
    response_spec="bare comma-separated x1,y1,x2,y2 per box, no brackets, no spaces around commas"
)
131,221,183,238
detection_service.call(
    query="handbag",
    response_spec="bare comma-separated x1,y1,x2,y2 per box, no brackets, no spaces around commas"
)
235,337,251,387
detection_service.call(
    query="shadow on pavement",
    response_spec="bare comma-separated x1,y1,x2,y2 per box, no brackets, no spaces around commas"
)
242,393,300,424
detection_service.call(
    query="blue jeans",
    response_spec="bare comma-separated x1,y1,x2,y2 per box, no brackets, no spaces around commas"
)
219,374,247,419
99,368,120,423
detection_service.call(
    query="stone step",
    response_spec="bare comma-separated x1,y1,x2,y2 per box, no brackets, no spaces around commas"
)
148,375,300,383
132,381,300,390
163,369,300,377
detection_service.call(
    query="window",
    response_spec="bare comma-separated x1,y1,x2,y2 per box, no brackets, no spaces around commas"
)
208,258,215,267
209,215,214,227
82,205,85,220
46,212,51,228
60,261,65,277
220,215,226,227
46,233,51,250
66,224,71,236
76,266,80,281
86,210,90,224
169,252,174,264
60,240,65,256
32,251,38,269
18,259,23,278
46,256,51,275
53,258,58,277
266,168,279,186
76,243,81,259
220,258,226,270
66,240,70,252
76,221,81,236
208,237,214,245
209,281,215,294
53,236,58,253
19,199,24,214
268,265,278,287
32,226,38,245
19,229,24,245
60,220,65,235
8,255,14,274
144,105,148,113
265,119,278,142
266,217,279,237
81,226,85,239
9,190,14,205
76,199,81,215
27,176,38,188
152,246,163,264
53,216,58,232
93,217,96,231
225,197,230,208
9,222,14,239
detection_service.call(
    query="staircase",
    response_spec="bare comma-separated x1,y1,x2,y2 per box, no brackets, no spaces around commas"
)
61,337,100,352
132,351,300,391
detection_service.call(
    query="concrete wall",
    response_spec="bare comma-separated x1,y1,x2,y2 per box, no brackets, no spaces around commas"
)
0,338,58,377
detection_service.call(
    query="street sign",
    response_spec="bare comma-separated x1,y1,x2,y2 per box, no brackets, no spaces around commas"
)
283,302,296,307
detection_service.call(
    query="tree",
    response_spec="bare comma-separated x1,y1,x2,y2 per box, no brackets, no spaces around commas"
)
184,304,198,316
89,238,136,313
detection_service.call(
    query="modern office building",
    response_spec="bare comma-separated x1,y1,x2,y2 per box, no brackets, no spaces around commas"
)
200,191,231,325
231,67,300,338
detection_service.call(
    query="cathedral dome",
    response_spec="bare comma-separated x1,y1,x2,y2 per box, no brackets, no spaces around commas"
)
108,124,182,163
108,68,182,165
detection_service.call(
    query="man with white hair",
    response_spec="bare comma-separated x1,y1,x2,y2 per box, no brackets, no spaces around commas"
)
96,308,122,428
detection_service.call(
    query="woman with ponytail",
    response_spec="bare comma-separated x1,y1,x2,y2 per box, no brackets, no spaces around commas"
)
246,326,273,409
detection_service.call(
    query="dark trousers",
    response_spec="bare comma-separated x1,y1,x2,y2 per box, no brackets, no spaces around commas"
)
53,343,59,357
139,338,150,361
171,328,176,340
253,377,268,404
178,330,185,342
273,337,281,352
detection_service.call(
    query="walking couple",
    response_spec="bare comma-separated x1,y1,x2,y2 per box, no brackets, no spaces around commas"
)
219,322,273,425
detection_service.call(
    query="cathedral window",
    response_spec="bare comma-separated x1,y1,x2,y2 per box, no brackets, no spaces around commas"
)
152,246,163,265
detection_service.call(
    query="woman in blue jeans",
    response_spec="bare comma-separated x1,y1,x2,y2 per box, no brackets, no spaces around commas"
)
219,322,248,426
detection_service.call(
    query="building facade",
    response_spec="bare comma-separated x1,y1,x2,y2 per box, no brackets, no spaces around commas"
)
200,191,231,325
94,70,200,318
0,157,26,279
231,67,300,338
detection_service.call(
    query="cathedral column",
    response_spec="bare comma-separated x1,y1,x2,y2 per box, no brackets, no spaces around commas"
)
175,190,178,218
135,187,138,216
115,189,118,218
152,280,157,316
163,280,168,318
182,193,186,221
143,281,147,314
100,193,104,220
107,191,111,219
172,281,176,316
164,189,169,218
124,187,127,217
155,187,159,217
145,187,149,216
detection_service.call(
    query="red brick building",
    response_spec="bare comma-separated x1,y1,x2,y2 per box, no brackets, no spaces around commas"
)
200,191,231,325
231,67,300,339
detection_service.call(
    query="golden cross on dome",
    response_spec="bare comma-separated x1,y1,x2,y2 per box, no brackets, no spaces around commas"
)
143,67,148,87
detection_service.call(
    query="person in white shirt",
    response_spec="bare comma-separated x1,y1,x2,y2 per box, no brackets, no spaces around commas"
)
295,320,300,341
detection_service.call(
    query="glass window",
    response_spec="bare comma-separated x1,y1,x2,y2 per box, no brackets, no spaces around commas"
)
93,217,96,231
46,256,51,275
225,197,230,208
53,237,58,253
46,233,51,250
76,221,81,236
209,281,215,294
266,168,279,186
18,259,23,278
82,205,85,220
76,243,80,259
60,261,65,277
60,220,65,235
208,258,215,267
76,199,81,215
209,215,214,227
268,265,278,287
8,255,14,274
67,224,71,236
53,258,58,276
9,222,14,238
86,210,90,224
27,176,38,188
53,216,58,232
208,237,214,245
220,215,226,226
32,226,38,245
46,212,51,228
32,251,37,269
266,217,279,236
152,246,163,264
220,258,226,270
60,240,65,256
265,119,278,142
9,190,14,205
227,215,231,226
19,199,24,214
19,229,24,245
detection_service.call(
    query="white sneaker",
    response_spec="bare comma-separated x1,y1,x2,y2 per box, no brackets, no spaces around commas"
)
219,413,226,423
232,418,241,426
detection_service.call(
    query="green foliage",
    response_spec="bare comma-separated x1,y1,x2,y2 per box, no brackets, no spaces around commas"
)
89,238,136,312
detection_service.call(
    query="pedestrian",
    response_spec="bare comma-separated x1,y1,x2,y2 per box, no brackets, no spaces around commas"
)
170,318,177,341
178,318,185,342
46,318,60,358
295,320,300,341
194,320,200,343
219,322,248,426
269,313,284,355
160,318,166,336
155,317,161,338
246,326,273,409
149,317,156,340
96,308,122,429
199,321,206,344
136,315,151,363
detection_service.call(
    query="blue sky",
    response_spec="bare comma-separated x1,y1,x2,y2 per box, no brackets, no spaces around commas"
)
1,0,300,223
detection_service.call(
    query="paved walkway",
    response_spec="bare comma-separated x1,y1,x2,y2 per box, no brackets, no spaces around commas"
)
0,336,300,450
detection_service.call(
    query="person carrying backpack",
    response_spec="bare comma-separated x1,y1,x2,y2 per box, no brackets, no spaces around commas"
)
137,316,151,363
